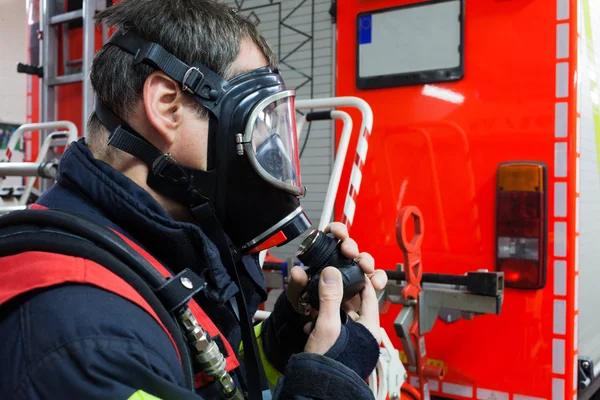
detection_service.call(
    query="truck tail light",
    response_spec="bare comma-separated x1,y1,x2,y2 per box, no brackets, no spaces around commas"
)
495,162,547,289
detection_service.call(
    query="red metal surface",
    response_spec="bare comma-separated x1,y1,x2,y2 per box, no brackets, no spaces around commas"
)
335,0,579,397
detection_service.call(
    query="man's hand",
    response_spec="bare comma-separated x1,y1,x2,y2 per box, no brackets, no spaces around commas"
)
304,267,381,354
287,222,388,322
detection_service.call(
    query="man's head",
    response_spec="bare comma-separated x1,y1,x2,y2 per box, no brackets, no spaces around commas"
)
88,0,311,252
88,0,277,171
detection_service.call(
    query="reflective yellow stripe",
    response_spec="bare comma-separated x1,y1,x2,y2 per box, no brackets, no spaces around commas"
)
238,321,283,389
127,390,162,400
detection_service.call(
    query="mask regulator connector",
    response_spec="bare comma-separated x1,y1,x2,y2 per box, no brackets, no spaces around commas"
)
296,229,366,313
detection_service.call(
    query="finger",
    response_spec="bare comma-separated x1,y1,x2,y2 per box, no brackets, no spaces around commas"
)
347,310,360,322
359,277,378,320
358,278,381,342
310,308,319,320
355,252,375,275
324,222,349,241
370,269,388,291
286,266,309,310
342,293,362,314
303,321,314,335
305,267,343,354
315,267,343,324
340,238,359,259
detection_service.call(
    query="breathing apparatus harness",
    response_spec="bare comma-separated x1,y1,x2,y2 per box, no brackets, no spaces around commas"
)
92,29,313,400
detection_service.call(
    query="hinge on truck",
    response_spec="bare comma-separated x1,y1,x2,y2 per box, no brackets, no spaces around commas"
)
579,357,594,391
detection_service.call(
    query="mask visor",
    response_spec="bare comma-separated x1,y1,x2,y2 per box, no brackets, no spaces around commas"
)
244,90,305,196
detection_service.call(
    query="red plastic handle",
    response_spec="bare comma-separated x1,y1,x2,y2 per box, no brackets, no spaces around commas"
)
396,206,424,300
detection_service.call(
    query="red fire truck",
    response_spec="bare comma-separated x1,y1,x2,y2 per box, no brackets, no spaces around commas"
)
332,0,600,400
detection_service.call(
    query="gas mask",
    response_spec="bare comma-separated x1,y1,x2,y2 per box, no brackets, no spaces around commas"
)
94,29,311,254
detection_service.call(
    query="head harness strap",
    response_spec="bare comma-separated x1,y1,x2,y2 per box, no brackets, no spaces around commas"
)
107,29,230,118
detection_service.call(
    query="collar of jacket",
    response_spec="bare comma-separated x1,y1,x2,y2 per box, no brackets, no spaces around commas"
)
55,138,266,303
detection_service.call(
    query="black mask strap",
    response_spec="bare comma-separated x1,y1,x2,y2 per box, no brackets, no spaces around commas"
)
107,29,229,117
95,98,217,208
206,114,218,171
95,98,161,165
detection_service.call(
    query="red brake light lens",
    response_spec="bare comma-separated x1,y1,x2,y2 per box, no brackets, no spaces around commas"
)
496,163,546,289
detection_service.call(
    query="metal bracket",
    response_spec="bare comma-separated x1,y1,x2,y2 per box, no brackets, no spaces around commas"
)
383,283,503,335
579,357,594,390
394,305,418,366
419,288,503,334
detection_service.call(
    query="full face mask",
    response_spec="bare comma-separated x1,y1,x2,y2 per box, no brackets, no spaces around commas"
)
94,29,311,254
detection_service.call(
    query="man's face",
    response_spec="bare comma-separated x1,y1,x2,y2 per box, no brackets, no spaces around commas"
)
169,39,270,171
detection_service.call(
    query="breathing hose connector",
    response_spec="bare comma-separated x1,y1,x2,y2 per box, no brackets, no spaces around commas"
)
179,309,244,400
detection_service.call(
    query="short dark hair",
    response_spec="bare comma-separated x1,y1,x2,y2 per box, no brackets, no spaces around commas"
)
87,0,277,159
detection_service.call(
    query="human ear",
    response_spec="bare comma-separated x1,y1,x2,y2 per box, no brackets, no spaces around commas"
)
143,71,183,147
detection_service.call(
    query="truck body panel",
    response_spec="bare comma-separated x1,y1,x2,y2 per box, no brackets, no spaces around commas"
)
335,0,587,398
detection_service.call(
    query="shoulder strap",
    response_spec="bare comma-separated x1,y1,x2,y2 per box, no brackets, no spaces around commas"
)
0,209,197,390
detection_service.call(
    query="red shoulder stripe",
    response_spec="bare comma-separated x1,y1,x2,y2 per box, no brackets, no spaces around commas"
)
0,251,181,361
27,203,241,387
111,230,241,387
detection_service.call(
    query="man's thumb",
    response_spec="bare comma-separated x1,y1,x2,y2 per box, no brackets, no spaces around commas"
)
304,267,343,354
318,267,343,315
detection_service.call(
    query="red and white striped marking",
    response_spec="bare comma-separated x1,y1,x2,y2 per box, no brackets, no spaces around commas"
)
407,376,548,400
342,126,372,229
553,0,578,398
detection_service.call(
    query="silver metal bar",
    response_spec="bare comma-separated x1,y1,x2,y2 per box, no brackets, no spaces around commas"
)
41,0,58,124
421,282,464,291
49,138,69,147
48,73,84,86
385,284,405,305
376,289,391,314
0,206,28,214
102,23,109,45
62,23,70,74
82,0,97,132
419,288,502,335
49,10,83,25
20,132,71,206
7,122,78,153
394,306,417,366
0,162,56,178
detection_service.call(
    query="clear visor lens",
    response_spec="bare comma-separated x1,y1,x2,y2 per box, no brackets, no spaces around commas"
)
249,95,302,192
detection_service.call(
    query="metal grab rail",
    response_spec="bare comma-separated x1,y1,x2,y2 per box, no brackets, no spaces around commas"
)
295,97,373,231
2,121,78,162
18,131,73,206
0,205,27,214
0,121,78,208
0,162,58,179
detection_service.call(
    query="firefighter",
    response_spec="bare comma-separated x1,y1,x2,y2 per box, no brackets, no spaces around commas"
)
0,1,387,399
